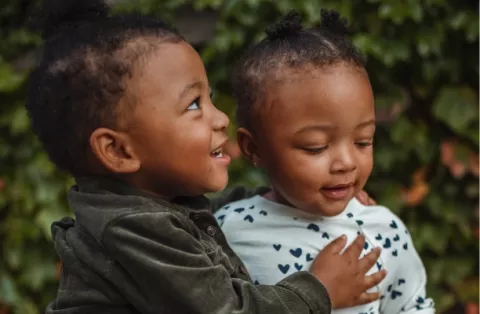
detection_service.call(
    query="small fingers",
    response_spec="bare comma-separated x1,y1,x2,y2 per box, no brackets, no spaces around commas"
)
363,269,387,290
344,234,365,259
323,234,347,254
356,292,381,305
355,190,377,206
355,190,369,205
358,247,381,272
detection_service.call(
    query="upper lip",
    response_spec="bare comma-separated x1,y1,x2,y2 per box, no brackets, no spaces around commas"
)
211,137,228,153
322,182,354,189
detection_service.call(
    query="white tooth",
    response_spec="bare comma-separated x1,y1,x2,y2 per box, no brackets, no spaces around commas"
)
217,152,223,158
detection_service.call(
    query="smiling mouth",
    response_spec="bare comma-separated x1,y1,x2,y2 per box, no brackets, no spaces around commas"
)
320,183,354,200
322,183,353,190
210,147,224,158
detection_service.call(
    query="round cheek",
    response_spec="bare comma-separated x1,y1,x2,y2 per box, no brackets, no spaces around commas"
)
127,107,175,162
165,123,218,194
268,149,329,202
179,124,211,152
175,122,212,169
357,149,374,185
181,122,230,192
139,119,213,185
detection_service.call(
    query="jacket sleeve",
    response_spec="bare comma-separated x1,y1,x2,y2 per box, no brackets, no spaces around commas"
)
210,186,270,213
102,211,331,314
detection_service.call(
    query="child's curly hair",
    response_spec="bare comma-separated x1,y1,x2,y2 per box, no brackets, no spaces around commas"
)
26,0,184,176
231,9,366,131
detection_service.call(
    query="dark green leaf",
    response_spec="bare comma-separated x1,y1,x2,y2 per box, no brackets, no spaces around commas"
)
433,86,478,133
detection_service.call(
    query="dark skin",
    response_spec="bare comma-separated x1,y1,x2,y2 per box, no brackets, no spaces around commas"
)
238,63,386,307
86,41,384,309
240,64,376,217
88,41,231,199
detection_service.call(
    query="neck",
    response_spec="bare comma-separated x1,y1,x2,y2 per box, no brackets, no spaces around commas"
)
265,188,293,207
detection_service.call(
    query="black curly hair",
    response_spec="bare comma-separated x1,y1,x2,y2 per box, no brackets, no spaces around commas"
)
231,9,366,131
26,0,184,176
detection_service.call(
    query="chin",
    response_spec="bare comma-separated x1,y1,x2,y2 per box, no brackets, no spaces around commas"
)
321,209,346,217
319,201,350,217
208,173,229,193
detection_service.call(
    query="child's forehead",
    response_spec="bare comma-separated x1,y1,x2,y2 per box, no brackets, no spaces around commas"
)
129,42,208,99
137,42,203,76
267,65,370,104
259,66,374,131
268,63,365,83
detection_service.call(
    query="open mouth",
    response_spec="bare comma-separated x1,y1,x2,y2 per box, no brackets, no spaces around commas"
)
322,183,352,190
210,147,224,158
321,183,354,200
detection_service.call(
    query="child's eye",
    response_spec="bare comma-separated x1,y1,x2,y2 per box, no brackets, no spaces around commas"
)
355,141,373,147
303,146,328,154
187,98,201,111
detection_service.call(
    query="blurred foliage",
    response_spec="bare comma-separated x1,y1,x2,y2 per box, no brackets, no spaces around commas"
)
0,0,478,313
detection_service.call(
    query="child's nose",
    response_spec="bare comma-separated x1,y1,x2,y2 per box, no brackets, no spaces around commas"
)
212,107,230,131
331,160,356,173
330,149,357,173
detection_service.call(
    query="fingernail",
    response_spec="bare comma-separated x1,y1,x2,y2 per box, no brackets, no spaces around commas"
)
341,234,347,240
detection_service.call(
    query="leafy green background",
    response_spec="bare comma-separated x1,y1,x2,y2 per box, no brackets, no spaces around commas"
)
0,0,478,313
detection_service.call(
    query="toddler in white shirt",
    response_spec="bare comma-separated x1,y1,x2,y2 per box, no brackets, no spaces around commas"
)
216,9,435,314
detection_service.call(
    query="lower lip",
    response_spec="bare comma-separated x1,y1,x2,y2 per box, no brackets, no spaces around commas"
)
211,153,231,166
321,186,352,200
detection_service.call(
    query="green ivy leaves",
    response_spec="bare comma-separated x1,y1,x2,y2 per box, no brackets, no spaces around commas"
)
433,86,478,143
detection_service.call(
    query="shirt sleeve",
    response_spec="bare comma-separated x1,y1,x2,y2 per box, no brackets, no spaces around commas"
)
383,225,435,314
102,211,331,314
210,186,270,213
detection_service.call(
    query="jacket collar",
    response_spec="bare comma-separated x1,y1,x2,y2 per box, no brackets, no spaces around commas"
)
74,176,211,215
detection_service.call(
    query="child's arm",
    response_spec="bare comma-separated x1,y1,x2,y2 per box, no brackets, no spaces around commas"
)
383,224,435,313
103,211,384,314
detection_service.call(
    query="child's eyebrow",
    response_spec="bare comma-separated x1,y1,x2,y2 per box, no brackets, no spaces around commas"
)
295,119,375,134
179,81,203,101
295,124,336,134
355,119,376,129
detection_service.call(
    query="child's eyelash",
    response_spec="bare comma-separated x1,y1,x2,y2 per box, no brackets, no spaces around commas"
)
302,142,372,153
303,146,328,154
356,141,373,147
186,88,214,111
186,97,201,111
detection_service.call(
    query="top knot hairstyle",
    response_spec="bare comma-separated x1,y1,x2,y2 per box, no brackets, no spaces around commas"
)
264,10,303,39
26,0,184,176
231,9,365,130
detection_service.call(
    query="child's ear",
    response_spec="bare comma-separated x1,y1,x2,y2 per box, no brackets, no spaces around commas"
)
237,127,261,167
89,128,141,174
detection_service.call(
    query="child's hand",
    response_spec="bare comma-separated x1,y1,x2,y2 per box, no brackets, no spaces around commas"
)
310,234,386,309
355,190,377,205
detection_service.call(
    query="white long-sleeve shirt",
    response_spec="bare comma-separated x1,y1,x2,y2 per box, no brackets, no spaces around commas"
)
215,196,435,314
